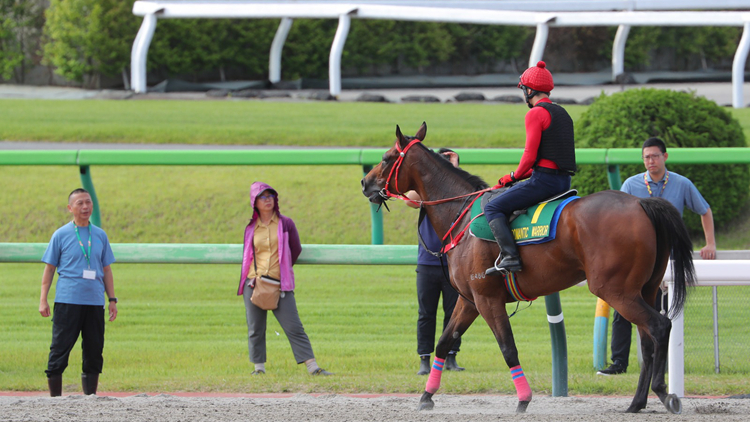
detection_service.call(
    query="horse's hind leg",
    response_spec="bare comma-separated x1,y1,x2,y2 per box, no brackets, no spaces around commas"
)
614,298,672,413
646,312,680,414
419,298,478,411
476,295,531,413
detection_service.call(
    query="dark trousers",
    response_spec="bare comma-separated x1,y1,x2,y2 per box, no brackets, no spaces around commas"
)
417,264,460,355
610,289,666,369
46,303,105,377
484,171,571,223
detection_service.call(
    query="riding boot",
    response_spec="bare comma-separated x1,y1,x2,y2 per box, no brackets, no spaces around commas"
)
444,353,465,371
486,218,522,275
81,373,99,395
47,374,62,397
417,355,431,376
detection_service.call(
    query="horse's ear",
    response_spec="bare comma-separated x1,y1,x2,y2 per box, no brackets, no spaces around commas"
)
395,125,406,144
415,122,427,141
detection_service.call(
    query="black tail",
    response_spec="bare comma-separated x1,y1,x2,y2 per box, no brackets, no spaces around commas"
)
638,197,696,317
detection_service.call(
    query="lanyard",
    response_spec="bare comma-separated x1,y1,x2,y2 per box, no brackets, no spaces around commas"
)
644,171,668,197
74,224,92,269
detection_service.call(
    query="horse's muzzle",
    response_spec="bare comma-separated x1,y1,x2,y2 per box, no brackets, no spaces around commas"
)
361,177,385,204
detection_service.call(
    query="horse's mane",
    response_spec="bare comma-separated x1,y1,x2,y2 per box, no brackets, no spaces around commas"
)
419,143,490,190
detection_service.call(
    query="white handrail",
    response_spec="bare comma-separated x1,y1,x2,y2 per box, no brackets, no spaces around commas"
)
130,1,750,107
664,260,750,397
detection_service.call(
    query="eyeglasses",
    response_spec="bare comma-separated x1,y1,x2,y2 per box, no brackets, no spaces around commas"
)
642,153,663,162
258,194,276,200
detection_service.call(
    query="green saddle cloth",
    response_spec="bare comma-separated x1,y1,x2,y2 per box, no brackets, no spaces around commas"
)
470,196,575,245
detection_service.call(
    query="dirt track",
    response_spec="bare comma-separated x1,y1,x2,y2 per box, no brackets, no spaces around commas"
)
1,393,749,422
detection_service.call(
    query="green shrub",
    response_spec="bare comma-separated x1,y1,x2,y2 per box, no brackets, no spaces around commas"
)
573,88,750,234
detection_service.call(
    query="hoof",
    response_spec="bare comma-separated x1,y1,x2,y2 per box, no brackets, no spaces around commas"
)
665,394,682,414
625,404,643,413
417,391,434,411
516,400,530,413
418,400,434,411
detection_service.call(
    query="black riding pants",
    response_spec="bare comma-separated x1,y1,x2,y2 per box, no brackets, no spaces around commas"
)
46,303,105,377
416,264,461,355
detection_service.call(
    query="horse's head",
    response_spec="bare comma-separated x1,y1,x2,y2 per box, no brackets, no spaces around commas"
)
361,122,427,205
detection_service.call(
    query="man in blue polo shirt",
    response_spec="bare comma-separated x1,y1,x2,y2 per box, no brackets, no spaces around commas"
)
598,137,716,376
39,188,117,396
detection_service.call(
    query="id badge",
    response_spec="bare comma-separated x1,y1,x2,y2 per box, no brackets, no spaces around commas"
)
83,269,96,280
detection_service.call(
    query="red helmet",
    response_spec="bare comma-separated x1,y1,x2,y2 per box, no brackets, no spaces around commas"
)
518,61,554,93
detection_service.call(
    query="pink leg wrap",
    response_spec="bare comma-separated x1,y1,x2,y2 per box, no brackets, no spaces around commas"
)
424,357,445,394
510,365,532,402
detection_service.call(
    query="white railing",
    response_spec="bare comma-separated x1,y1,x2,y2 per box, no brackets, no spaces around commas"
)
664,259,750,397
131,1,750,107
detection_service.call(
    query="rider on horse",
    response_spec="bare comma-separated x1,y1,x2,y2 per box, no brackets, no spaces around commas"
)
485,61,577,275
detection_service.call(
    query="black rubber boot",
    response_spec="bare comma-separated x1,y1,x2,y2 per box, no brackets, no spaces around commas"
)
417,356,431,376
47,374,62,397
486,218,522,275
81,373,99,395
444,353,465,371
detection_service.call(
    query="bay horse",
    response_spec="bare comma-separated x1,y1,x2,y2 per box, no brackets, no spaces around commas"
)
360,123,695,414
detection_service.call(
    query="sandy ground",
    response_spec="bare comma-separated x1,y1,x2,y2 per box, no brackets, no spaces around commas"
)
1,393,749,422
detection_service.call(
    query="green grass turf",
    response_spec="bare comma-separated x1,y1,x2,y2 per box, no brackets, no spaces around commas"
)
2,98,750,147
1,263,748,395
1,98,749,395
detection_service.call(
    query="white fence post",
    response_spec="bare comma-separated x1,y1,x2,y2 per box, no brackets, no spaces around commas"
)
667,280,685,398
131,12,159,93
269,18,293,84
611,24,631,82
732,20,750,108
329,12,353,97
529,22,549,67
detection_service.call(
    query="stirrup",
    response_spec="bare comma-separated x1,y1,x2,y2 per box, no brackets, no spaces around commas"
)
486,255,521,276
486,255,510,276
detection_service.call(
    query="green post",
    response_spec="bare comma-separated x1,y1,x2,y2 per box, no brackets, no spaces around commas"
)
363,165,383,245
79,165,101,227
545,292,568,397
607,164,622,190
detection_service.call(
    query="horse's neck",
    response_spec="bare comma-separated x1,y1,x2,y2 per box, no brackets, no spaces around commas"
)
419,184,473,240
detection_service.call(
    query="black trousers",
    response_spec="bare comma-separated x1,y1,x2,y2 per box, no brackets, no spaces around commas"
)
610,289,665,369
416,264,461,355
46,303,105,377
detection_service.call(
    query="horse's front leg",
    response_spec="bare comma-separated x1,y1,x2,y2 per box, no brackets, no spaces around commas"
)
418,297,478,411
476,293,531,413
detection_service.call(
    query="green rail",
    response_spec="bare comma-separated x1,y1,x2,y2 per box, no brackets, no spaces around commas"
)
4,147,750,235
0,243,417,265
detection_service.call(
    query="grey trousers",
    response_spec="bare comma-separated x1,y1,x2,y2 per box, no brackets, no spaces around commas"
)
243,282,315,365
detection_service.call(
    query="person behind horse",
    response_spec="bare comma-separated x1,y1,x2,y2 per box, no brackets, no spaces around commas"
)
598,137,716,376
484,61,577,275
405,148,465,375
238,181,332,376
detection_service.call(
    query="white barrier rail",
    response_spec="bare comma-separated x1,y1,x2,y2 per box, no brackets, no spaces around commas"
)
664,260,750,397
131,1,750,107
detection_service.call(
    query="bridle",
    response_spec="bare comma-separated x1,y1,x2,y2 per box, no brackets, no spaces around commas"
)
377,137,497,253
379,138,494,204
378,137,422,202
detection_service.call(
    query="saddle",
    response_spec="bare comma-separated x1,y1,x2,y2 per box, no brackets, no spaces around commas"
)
471,189,579,245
